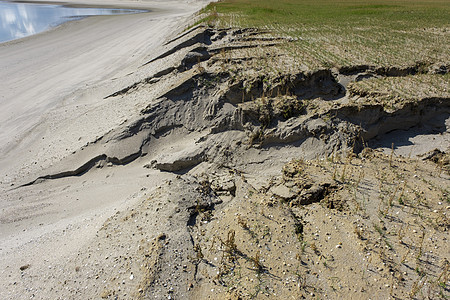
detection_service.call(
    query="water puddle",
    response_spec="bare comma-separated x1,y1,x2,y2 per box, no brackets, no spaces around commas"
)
0,1,147,43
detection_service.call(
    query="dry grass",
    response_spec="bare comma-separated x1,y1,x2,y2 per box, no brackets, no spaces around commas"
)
201,0,449,70
348,73,450,109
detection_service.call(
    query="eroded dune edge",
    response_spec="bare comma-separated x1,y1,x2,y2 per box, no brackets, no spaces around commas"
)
1,15,449,300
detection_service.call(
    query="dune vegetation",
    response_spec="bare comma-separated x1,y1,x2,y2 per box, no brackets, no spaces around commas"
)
200,0,449,69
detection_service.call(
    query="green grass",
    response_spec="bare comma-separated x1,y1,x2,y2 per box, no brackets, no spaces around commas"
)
201,0,450,69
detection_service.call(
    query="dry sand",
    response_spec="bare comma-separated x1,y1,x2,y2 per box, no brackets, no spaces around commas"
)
0,2,448,299
0,1,211,298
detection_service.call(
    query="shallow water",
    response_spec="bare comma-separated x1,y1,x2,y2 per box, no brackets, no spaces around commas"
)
0,1,146,43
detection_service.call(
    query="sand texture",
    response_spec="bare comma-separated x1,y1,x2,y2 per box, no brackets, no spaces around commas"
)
1,2,449,299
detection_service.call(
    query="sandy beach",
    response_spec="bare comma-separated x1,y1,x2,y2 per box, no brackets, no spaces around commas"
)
0,0,209,169
0,1,211,298
0,0,448,298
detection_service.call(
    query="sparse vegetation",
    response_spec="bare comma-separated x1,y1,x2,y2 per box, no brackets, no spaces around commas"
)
201,0,449,70
8,1,449,299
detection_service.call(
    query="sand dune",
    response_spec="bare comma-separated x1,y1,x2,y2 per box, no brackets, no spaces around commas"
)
1,1,448,299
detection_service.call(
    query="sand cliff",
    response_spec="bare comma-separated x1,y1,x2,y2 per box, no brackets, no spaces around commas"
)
0,2,449,299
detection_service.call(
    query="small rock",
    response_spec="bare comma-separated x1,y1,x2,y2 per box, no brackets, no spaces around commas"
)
271,185,296,200
19,264,30,271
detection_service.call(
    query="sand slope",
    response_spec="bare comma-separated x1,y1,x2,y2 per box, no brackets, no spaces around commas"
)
0,1,211,299
0,2,448,299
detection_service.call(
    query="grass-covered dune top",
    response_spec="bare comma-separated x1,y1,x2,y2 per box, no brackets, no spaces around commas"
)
201,0,449,69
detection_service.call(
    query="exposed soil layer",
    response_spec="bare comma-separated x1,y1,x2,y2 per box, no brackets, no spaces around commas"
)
1,26,449,299
16,26,449,186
